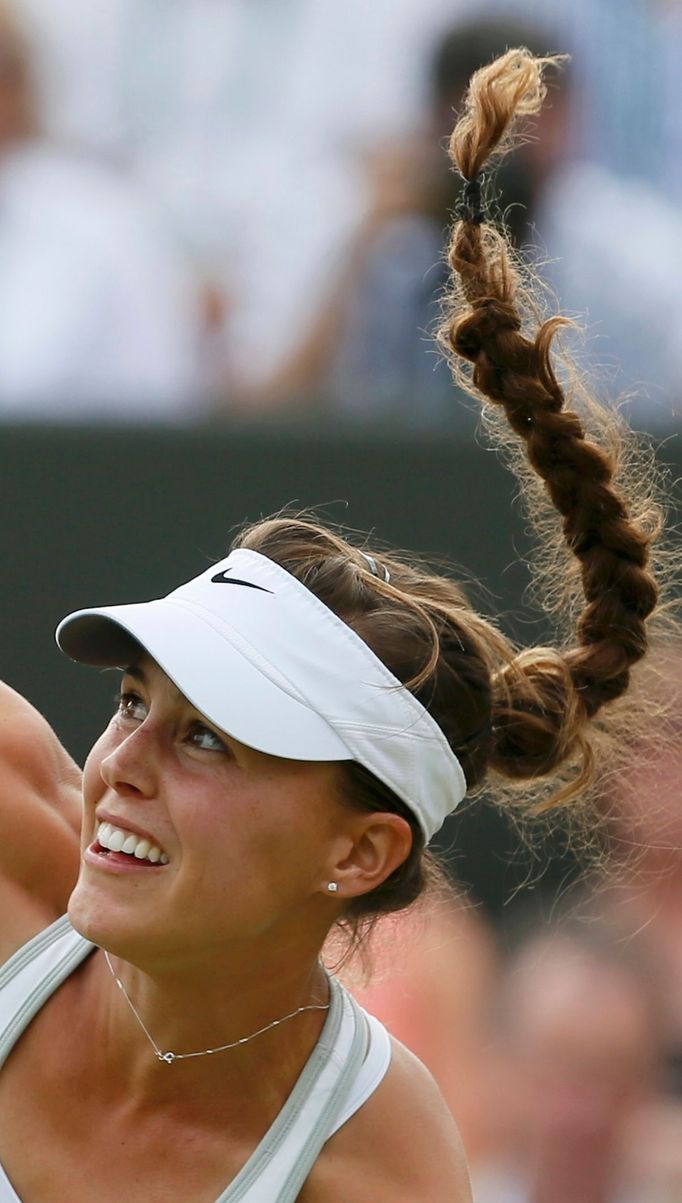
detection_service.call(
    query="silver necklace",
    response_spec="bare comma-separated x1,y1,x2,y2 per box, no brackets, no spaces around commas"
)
103,950,330,1065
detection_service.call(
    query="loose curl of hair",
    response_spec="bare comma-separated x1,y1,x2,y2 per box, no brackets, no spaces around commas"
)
233,49,680,948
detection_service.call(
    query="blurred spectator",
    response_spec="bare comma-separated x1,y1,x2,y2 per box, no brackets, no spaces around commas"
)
587,644,682,1090
341,893,500,1163
537,157,682,431
8,0,134,159
264,14,682,428
8,1,682,421
470,918,666,1203
123,0,682,425
464,0,682,207
15,0,682,203
469,644,682,1201
255,17,565,421
10,0,476,401
0,2,203,419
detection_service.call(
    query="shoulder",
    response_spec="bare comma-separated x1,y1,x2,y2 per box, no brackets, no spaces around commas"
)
0,683,81,960
303,1036,473,1202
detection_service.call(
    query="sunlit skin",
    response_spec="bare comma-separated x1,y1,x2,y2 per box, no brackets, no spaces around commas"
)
66,655,412,1098
0,663,472,1201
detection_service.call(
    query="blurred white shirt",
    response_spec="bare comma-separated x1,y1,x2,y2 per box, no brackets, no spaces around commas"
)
0,143,202,418
472,1162,649,1203
10,0,682,400
537,161,682,429
10,0,470,389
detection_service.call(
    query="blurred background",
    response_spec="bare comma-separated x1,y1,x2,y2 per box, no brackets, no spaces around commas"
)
0,0,681,1197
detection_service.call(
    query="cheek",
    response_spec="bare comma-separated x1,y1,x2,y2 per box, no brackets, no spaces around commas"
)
247,778,343,887
182,778,335,896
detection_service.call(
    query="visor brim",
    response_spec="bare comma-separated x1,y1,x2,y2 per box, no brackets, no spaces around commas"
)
56,602,353,763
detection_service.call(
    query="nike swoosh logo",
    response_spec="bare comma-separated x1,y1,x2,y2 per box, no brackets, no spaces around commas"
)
211,569,273,593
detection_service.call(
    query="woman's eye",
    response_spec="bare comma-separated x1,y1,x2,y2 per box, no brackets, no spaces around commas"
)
116,691,147,722
189,723,230,754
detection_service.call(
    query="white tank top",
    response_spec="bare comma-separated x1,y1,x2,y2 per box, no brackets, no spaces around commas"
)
0,916,391,1202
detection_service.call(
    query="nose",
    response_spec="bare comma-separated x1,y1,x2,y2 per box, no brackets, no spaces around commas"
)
99,722,158,800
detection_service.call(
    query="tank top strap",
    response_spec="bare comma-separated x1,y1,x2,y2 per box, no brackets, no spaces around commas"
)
218,978,369,1203
0,915,94,1069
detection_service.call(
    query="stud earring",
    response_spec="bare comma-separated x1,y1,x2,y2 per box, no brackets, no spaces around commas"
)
327,882,338,893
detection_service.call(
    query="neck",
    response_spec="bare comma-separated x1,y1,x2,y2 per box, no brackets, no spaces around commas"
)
70,932,332,1129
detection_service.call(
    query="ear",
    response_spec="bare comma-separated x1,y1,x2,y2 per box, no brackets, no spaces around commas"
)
324,812,414,901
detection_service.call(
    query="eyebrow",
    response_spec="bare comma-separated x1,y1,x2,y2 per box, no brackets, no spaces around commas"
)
123,663,147,683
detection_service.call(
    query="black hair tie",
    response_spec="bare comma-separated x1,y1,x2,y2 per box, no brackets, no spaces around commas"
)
456,174,486,225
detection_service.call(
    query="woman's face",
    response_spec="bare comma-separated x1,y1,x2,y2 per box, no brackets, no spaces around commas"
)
68,655,349,967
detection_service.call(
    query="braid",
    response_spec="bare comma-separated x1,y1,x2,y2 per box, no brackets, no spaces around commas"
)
232,51,675,848
439,48,659,783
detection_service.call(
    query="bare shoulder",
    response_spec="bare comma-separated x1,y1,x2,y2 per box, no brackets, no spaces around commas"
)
0,682,82,961
302,1037,473,1202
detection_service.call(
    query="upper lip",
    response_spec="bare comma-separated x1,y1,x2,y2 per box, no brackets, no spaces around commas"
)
94,809,167,853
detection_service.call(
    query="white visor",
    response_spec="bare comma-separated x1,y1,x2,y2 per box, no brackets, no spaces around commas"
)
56,549,467,841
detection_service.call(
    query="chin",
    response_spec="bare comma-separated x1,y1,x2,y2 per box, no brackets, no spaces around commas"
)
67,875,112,946
67,870,188,971
67,871,145,956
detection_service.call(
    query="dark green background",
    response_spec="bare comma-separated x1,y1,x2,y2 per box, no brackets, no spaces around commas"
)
2,418,679,920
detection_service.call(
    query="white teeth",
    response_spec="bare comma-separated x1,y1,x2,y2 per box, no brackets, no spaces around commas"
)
96,821,167,866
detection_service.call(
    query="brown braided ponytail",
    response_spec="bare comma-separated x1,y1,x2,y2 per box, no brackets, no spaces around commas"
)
439,48,661,792
228,49,678,944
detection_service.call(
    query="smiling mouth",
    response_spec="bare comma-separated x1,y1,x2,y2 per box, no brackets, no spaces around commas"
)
94,821,169,866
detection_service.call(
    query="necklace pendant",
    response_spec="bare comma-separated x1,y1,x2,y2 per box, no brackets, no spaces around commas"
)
159,1051,176,1064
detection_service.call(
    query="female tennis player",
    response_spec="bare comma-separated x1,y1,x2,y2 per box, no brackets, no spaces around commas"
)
0,49,674,1202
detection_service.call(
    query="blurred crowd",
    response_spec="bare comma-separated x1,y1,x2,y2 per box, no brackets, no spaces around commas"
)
0,0,680,427
345,644,682,1202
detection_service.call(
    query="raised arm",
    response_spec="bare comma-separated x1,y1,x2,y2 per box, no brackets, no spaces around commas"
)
0,682,81,961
